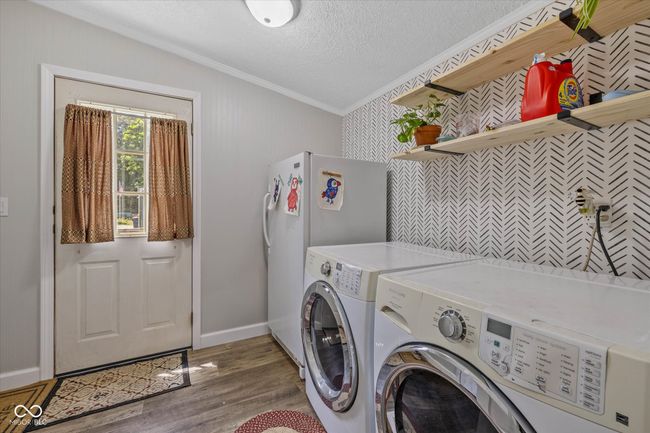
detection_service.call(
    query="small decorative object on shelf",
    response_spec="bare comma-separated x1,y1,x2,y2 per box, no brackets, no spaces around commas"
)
486,119,520,131
456,112,480,137
437,135,456,142
391,94,444,146
603,89,643,101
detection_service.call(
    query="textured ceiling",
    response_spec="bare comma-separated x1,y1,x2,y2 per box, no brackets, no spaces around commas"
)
36,0,542,113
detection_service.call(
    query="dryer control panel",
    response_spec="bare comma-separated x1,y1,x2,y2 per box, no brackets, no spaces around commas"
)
306,250,369,300
479,314,608,415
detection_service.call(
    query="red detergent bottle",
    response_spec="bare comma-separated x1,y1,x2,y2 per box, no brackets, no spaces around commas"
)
521,56,583,122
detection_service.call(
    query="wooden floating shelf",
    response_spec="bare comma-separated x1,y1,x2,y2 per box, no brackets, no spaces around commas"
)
392,91,650,161
391,0,650,108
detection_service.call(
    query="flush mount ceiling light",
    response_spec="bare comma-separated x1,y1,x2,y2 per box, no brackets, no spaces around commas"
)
244,0,300,28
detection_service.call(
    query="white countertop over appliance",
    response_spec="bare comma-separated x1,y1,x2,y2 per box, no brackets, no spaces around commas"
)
385,258,650,350
306,242,479,301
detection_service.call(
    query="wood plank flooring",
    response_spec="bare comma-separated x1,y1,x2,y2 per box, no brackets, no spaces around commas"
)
38,335,316,433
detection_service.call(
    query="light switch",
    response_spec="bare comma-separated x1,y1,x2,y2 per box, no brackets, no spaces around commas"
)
0,197,8,217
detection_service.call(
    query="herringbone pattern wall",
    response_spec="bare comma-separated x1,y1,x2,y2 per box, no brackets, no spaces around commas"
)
343,0,650,279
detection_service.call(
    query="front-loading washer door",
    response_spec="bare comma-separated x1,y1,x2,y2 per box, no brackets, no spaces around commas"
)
376,344,536,433
301,280,358,412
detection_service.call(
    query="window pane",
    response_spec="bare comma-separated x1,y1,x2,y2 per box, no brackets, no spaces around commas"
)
115,114,145,152
117,195,146,233
117,153,145,193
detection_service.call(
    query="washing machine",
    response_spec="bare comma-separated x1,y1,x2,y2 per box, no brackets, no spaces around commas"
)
374,258,650,433
301,242,479,433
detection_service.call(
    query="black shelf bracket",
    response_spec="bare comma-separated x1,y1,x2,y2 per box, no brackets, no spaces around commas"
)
559,8,602,43
557,110,600,130
424,81,464,97
423,145,465,156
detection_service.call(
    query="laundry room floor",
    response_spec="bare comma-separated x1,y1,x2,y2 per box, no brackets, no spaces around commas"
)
36,335,315,433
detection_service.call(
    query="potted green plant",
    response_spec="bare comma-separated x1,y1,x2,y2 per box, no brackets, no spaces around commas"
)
391,94,445,146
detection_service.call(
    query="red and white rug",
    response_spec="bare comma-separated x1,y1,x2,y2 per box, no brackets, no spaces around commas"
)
234,410,326,433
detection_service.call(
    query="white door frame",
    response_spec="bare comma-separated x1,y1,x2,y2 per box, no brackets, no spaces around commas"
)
40,64,202,380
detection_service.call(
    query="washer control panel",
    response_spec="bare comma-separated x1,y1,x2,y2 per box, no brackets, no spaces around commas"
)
333,262,362,296
479,314,607,415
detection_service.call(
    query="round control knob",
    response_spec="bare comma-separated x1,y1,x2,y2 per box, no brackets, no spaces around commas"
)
320,261,332,276
437,310,466,342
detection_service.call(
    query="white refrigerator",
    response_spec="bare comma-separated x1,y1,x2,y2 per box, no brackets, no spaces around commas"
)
263,152,386,374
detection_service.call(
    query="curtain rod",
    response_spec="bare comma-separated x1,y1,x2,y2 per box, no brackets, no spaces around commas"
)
77,99,176,118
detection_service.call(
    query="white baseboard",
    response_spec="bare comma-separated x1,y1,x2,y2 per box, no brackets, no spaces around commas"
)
199,322,269,349
0,367,41,392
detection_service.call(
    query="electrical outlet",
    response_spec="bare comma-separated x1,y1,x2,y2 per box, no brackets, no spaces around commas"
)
592,198,612,229
584,210,612,229
574,188,612,229
583,198,612,230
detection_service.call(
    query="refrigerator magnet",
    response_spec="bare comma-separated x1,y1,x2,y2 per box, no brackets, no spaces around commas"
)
319,170,344,211
268,175,283,210
285,174,303,216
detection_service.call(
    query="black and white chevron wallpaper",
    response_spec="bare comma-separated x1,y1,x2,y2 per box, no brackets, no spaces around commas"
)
343,1,650,279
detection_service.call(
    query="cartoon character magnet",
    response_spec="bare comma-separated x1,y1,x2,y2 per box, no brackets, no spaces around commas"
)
268,175,283,210
285,174,303,216
318,170,344,211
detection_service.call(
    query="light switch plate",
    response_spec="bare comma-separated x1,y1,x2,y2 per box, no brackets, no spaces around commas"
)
0,197,8,217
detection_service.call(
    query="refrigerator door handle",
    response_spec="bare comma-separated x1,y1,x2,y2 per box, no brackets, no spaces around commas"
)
262,192,272,248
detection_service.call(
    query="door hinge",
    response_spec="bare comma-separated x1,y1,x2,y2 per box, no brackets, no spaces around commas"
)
52,224,55,234
190,312,193,325
52,205,55,215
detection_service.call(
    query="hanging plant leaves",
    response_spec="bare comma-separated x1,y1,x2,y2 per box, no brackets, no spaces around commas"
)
572,0,600,39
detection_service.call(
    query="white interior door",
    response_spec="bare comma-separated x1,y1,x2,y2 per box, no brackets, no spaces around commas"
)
54,78,193,374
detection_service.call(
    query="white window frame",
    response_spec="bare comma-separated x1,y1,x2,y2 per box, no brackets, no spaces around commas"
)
78,100,176,238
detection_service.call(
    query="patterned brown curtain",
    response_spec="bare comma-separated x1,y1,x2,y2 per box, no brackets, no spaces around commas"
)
61,104,114,244
148,118,193,241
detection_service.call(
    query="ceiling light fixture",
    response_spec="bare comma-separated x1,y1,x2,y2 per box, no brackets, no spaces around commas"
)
244,0,300,28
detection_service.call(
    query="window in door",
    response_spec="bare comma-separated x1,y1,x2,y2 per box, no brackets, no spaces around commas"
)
78,101,176,237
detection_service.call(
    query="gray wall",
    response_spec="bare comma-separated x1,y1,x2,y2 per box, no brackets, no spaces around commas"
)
0,0,342,374
343,0,650,279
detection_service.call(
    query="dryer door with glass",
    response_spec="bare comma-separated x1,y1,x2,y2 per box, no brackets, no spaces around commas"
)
376,344,536,433
301,280,358,412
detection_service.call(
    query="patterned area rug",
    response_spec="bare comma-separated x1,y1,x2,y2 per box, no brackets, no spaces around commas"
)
25,351,190,431
235,411,326,433
0,381,55,433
